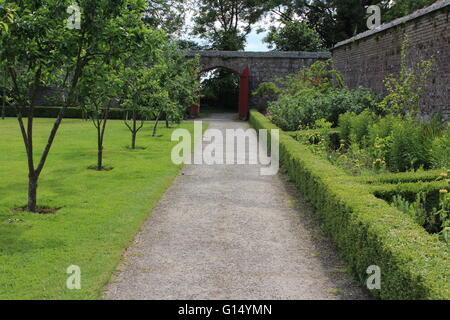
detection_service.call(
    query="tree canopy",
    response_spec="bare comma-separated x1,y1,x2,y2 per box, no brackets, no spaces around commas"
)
264,20,324,51
191,0,266,50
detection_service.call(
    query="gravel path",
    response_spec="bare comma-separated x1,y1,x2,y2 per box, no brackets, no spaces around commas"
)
103,114,369,300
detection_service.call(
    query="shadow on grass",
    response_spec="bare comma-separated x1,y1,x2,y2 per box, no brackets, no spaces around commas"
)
0,222,65,254
124,146,147,151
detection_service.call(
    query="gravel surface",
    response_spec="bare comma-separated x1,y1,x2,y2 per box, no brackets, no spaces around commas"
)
103,114,369,300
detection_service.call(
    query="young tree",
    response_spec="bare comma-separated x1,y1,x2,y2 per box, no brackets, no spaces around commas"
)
151,46,199,136
121,59,167,148
76,63,120,171
1,0,151,212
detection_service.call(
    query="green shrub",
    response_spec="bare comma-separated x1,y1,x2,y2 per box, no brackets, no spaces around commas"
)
391,193,428,229
387,116,430,172
337,112,448,173
269,88,378,131
250,110,449,300
430,127,450,169
339,110,376,147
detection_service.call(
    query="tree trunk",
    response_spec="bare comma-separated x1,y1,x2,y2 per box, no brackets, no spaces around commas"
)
152,119,159,137
97,148,103,170
153,109,163,137
97,141,103,171
131,132,136,149
27,174,38,212
1,101,5,120
131,111,137,149
2,69,5,120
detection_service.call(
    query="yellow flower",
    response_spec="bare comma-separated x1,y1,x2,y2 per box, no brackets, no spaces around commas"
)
439,189,448,194
440,173,448,177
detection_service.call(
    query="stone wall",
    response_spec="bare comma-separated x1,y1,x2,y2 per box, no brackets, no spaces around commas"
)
332,1,450,117
188,51,331,109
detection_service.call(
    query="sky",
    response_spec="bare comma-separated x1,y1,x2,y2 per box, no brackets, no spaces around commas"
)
245,30,271,52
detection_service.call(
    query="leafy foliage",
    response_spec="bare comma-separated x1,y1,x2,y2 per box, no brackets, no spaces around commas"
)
383,0,439,22
144,0,186,35
264,20,324,51
76,62,122,170
0,2,14,34
259,1,440,48
336,112,449,173
191,0,266,50
258,60,378,131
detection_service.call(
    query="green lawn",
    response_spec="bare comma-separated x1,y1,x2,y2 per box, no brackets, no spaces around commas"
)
0,118,198,299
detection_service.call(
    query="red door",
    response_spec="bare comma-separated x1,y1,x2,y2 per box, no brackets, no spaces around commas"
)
239,67,250,120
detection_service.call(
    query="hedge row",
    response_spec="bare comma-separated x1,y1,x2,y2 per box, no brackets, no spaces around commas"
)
1,106,144,120
370,180,448,212
249,109,449,300
357,170,445,185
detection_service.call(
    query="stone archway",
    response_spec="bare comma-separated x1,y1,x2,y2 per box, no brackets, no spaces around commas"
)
187,51,331,119
190,65,250,120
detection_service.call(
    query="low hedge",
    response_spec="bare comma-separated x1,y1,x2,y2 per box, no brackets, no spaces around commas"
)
370,181,448,213
250,109,449,300
356,170,445,185
2,106,127,119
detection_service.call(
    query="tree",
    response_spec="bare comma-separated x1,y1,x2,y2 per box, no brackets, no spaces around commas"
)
261,0,388,48
191,0,266,50
261,0,440,48
151,45,199,136
76,63,120,171
0,0,151,212
119,32,167,148
121,65,158,149
383,0,439,22
264,20,324,51
144,0,186,35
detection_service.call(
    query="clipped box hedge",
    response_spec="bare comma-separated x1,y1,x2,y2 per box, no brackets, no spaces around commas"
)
2,106,127,119
249,109,449,300
357,170,445,185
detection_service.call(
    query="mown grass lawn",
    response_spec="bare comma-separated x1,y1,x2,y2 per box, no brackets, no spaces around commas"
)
0,118,199,299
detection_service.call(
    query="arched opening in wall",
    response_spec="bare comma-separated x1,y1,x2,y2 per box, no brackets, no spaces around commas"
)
200,66,240,115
